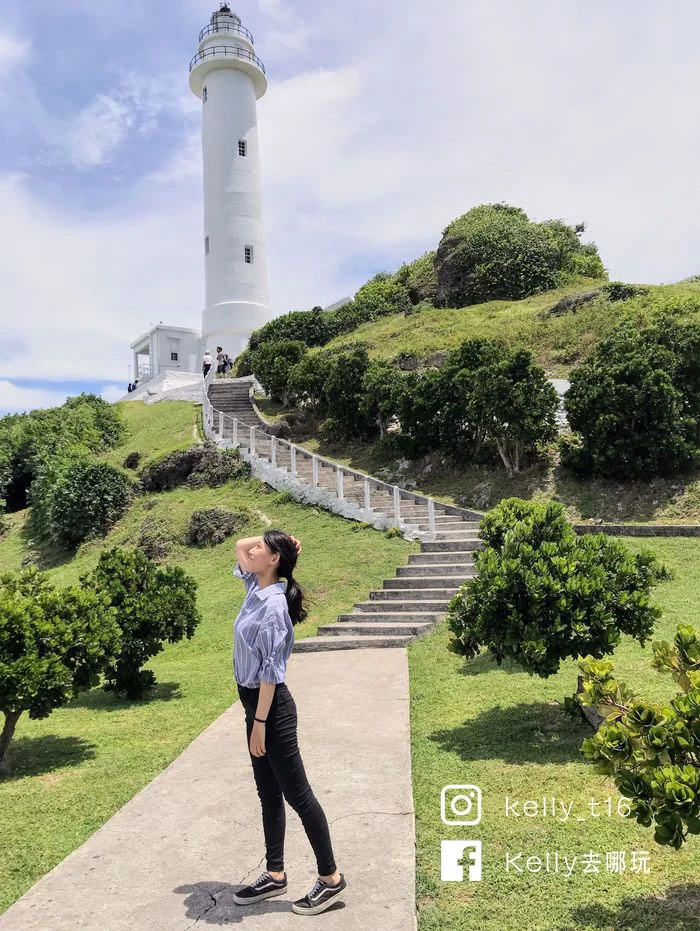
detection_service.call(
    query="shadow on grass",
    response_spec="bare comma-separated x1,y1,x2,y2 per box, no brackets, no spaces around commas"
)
430,701,589,765
68,681,183,712
0,735,96,780
457,651,526,676
174,880,347,922
558,882,700,931
17,521,76,570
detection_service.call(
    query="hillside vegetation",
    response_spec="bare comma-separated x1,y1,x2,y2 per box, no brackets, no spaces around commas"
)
0,398,418,912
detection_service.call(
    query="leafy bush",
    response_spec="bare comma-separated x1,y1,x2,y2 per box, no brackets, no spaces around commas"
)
0,393,127,513
603,281,650,302
139,442,250,492
576,624,700,849
28,454,135,549
324,279,412,341
562,318,700,479
137,515,173,562
446,498,667,678
248,339,308,404
320,345,378,442
0,567,120,771
392,251,438,304
435,204,606,307
247,306,330,353
287,351,335,417
185,507,247,547
83,547,201,699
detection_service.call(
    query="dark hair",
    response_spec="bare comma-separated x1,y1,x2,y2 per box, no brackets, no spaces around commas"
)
263,529,308,626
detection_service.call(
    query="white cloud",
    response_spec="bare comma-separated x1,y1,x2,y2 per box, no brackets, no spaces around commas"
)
0,379,74,413
0,32,28,75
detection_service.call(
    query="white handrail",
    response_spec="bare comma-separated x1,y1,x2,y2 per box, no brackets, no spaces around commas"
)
199,375,477,540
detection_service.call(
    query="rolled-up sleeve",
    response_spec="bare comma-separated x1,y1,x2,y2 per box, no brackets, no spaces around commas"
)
234,560,258,595
254,614,288,685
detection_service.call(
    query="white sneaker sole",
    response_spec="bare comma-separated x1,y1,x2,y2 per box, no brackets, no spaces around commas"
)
233,884,287,905
291,887,346,915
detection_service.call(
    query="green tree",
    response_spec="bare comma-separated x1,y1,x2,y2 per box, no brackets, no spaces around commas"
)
563,319,699,479
248,339,308,405
0,567,120,772
576,624,700,849
447,499,667,679
28,454,135,549
84,547,202,700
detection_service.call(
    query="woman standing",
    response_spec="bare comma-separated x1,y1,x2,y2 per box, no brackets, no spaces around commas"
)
232,530,347,916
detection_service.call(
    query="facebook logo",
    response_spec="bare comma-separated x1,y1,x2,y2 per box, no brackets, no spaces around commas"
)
441,840,482,882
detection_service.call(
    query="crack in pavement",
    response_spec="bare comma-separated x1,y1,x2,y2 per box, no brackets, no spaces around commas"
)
185,883,228,929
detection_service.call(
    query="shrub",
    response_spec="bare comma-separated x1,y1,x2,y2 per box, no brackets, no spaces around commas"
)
83,547,201,699
185,507,246,547
248,339,308,404
435,204,605,307
446,499,667,678
575,624,700,849
562,319,699,479
324,279,411,341
603,281,650,302
0,567,120,771
320,345,378,442
139,442,250,491
248,306,330,352
435,204,560,306
287,351,335,416
28,454,135,549
0,393,127,513
392,251,438,304
137,515,173,562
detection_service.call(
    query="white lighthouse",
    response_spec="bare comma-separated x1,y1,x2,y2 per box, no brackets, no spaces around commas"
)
189,3,270,358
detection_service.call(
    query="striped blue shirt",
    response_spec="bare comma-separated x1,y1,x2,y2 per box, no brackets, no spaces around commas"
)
233,560,295,687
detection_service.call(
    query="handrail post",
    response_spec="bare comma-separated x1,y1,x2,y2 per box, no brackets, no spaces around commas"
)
218,411,224,437
249,425,256,456
364,477,371,512
393,486,401,526
290,445,297,477
428,498,436,541
311,455,319,487
232,417,238,446
271,435,277,466
337,467,344,500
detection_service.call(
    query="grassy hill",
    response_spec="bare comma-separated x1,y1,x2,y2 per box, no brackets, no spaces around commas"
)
1,397,699,928
255,278,700,525
315,277,700,378
0,398,418,913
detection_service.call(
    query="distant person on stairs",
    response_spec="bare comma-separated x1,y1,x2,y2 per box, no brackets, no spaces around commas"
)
216,345,227,375
231,530,348,916
202,350,214,378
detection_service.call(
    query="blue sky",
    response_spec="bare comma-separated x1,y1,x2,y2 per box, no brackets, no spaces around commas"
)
0,1,699,416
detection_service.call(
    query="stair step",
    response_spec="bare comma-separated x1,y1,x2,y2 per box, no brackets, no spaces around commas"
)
337,611,444,622
409,552,476,564
397,565,476,577
421,540,483,551
370,588,459,600
317,621,436,636
353,600,450,611
384,576,472,589
293,635,414,651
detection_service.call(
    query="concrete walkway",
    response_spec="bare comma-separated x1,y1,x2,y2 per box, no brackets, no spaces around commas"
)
0,649,417,930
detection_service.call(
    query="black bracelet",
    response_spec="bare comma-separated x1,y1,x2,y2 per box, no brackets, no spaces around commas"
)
254,716,267,723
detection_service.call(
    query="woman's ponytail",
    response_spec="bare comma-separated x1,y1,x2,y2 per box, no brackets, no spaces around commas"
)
262,529,309,626
285,573,308,626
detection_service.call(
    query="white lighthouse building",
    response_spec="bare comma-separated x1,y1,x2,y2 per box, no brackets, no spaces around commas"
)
190,3,270,358
127,4,270,390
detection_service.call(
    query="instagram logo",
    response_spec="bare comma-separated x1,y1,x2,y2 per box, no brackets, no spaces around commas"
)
441,784,482,826
441,840,482,881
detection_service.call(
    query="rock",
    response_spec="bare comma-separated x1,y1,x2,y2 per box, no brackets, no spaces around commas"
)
426,351,448,369
543,290,600,317
396,458,411,471
268,419,292,439
470,482,493,510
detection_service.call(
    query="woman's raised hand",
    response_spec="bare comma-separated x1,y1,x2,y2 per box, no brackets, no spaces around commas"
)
289,535,302,556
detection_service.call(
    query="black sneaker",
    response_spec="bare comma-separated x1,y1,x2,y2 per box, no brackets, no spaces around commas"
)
233,870,288,905
291,873,347,915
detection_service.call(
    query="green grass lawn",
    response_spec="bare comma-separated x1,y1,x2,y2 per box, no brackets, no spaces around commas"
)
0,399,419,914
2,399,699,927
410,537,700,930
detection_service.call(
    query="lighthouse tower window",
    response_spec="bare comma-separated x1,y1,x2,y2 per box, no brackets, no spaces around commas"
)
205,236,210,255
244,245,254,264
238,139,247,156
203,86,208,102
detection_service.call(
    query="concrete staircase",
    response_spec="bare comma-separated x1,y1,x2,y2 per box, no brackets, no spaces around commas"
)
205,376,482,651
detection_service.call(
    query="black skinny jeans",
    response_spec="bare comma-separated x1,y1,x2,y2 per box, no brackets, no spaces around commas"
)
237,681,337,876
